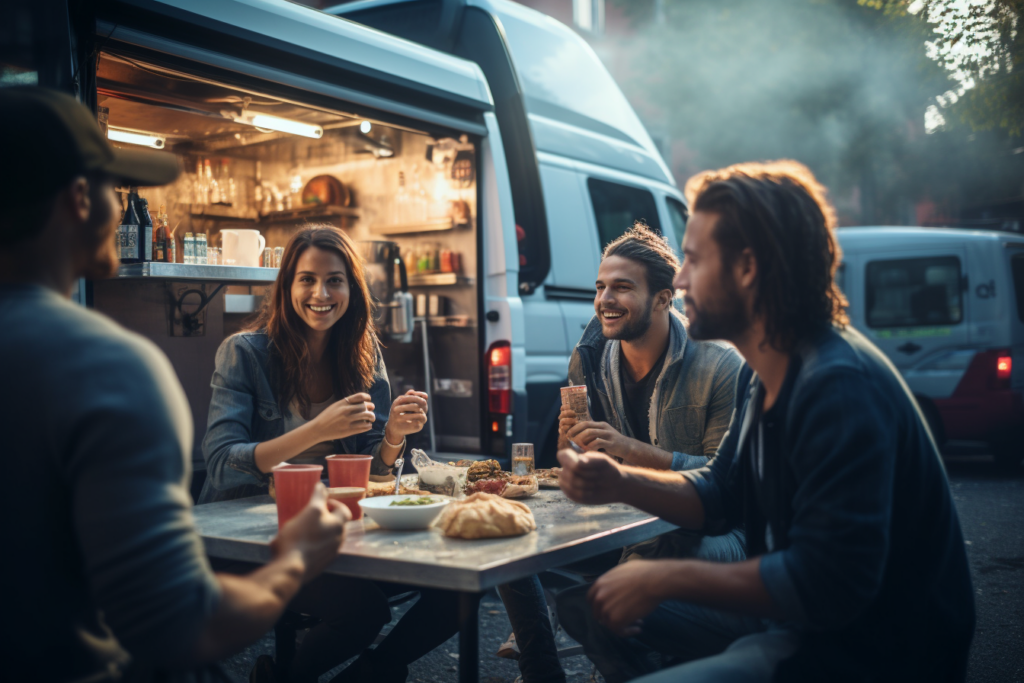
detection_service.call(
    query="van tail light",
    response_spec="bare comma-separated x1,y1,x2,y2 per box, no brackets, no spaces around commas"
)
953,349,1012,395
996,355,1012,381
488,341,512,414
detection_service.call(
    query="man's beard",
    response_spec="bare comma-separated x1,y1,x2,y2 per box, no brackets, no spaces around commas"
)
604,299,654,342
686,276,748,342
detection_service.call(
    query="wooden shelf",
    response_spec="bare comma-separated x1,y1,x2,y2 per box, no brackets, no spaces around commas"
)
189,205,258,221
370,218,454,236
408,272,471,287
259,204,360,223
427,315,475,328
117,262,278,283
187,204,359,224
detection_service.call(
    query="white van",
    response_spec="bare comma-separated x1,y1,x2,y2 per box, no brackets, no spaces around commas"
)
331,0,689,465
12,0,681,482
836,227,1024,468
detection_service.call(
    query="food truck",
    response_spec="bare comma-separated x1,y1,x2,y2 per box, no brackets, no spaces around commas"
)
3,0,685,496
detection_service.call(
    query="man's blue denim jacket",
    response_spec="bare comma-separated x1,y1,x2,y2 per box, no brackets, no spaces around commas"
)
197,330,396,504
568,308,743,471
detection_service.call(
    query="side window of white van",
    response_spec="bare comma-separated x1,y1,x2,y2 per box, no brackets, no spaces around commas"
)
865,256,963,328
586,178,662,247
666,197,688,247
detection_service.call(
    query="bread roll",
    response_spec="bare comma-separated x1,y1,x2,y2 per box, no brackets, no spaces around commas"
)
433,492,536,539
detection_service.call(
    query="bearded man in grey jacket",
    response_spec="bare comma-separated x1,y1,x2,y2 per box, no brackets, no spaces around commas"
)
559,222,744,563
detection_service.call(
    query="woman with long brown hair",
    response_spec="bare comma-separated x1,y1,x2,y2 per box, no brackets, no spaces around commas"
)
198,225,435,683
200,225,426,500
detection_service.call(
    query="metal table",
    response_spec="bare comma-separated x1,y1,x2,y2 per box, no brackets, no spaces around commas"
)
192,490,676,682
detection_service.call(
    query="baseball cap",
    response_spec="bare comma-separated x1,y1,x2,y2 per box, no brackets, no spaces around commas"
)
0,87,181,238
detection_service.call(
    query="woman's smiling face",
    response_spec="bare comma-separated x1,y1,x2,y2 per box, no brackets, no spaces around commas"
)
290,246,350,333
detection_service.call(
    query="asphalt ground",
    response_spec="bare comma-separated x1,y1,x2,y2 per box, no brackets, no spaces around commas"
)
945,453,1024,683
220,453,1024,683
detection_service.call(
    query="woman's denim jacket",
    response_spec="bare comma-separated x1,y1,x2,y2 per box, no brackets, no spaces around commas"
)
197,330,397,504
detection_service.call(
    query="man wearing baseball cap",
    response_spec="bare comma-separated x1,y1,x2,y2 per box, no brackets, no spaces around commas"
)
0,87,350,682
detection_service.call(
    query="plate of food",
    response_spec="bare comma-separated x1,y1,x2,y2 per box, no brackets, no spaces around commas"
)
534,467,562,489
359,494,450,530
463,459,538,499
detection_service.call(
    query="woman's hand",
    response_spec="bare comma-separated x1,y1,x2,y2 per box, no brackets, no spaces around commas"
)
312,393,376,442
385,390,429,443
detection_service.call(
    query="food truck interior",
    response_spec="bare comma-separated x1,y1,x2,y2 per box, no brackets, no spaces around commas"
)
91,50,484,492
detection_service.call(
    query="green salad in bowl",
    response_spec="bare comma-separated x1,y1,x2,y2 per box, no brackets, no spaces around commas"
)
389,496,437,507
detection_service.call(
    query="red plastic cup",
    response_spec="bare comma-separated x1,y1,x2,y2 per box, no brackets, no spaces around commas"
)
272,464,323,529
326,454,373,490
328,486,366,521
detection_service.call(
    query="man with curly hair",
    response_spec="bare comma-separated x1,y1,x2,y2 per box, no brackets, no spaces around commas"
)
556,161,975,682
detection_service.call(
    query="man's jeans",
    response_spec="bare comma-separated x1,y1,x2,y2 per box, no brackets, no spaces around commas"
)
555,528,749,683
631,630,801,683
496,577,566,683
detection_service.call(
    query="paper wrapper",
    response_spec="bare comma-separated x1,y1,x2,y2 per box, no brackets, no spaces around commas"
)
502,476,539,499
560,385,591,422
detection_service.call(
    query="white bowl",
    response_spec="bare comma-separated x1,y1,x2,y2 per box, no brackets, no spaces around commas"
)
358,494,450,530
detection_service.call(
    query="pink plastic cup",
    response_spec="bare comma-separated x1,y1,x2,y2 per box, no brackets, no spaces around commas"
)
272,464,324,529
328,486,367,521
326,454,373,490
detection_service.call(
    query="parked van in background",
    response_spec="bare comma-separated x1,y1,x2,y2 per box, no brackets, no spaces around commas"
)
836,227,1024,469
329,0,688,465
10,0,681,485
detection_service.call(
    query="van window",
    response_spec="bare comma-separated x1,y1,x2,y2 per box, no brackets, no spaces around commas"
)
866,256,963,328
587,178,661,247
1012,253,1024,322
1,0,40,86
666,197,687,245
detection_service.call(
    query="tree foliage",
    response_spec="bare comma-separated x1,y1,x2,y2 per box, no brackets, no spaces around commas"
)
873,0,1023,137
606,0,1023,224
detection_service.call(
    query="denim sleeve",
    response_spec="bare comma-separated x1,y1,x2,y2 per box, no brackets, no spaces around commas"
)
567,347,585,387
680,364,752,535
759,368,896,628
670,348,743,471
354,350,398,476
201,336,268,491
70,336,219,664
701,348,743,456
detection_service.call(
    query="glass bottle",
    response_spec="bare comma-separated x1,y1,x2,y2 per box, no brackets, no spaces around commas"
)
153,203,167,263
118,188,142,264
165,214,177,264
184,232,195,265
197,233,208,265
137,196,154,262
396,171,409,225
226,160,237,206
206,159,221,205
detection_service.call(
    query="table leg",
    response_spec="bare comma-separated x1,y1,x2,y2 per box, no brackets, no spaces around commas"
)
458,590,481,683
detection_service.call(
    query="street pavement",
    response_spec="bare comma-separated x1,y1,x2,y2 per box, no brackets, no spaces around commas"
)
221,453,1024,683
946,454,1024,683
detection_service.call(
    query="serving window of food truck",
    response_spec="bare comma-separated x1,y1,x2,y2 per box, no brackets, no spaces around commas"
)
16,0,504,496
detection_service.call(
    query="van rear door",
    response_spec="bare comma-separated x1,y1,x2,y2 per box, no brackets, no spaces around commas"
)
861,248,970,385
1008,245,1024,394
